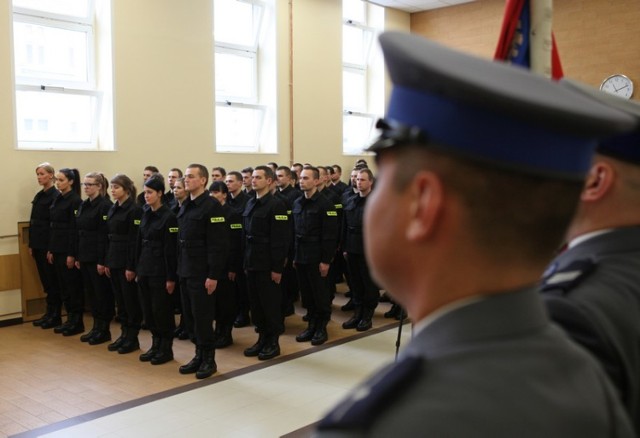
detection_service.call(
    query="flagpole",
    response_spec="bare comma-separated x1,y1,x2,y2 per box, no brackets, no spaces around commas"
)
529,0,553,78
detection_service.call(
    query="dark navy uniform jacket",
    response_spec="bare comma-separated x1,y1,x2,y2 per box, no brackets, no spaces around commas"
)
176,192,229,280
228,190,249,215
29,186,59,250
104,197,142,271
242,192,289,273
75,195,112,264
540,227,640,431
135,204,178,281
292,191,338,265
48,191,82,256
221,203,243,275
342,194,366,255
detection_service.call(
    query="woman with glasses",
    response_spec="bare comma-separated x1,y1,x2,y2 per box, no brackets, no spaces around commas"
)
75,172,114,345
30,162,62,329
47,168,84,336
104,174,143,354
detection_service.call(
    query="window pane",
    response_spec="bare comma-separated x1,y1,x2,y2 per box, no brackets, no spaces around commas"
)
343,113,374,155
343,25,368,66
216,105,263,152
16,90,96,146
214,0,257,47
13,0,90,18
13,21,89,84
215,51,256,102
343,69,366,111
343,0,366,23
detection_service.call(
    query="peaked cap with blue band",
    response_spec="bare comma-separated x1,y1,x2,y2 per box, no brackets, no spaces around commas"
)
369,32,637,180
560,78,640,166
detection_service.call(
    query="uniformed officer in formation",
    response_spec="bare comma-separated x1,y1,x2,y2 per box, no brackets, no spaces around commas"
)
540,79,640,431
242,165,290,360
177,163,229,379
315,31,636,437
293,166,338,346
135,174,178,365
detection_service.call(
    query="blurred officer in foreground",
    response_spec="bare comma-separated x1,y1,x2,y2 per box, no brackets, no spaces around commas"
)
316,31,636,437
540,79,640,431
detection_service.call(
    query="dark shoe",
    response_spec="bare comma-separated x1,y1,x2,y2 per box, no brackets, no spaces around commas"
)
196,349,217,379
342,308,362,330
233,313,250,328
33,306,54,327
311,321,329,346
108,329,127,351
395,308,407,321
151,338,174,365
179,348,203,374
173,326,184,339
296,319,317,343
89,329,112,345
356,309,374,332
40,314,62,329
80,320,98,342
62,314,85,337
258,336,280,361
53,319,72,334
384,304,400,319
117,336,140,354
244,334,266,357
341,299,355,312
213,326,233,349
139,336,161,362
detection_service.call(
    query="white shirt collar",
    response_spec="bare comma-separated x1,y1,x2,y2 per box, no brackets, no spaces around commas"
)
568,228,615,249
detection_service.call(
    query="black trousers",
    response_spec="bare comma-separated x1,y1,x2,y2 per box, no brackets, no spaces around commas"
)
31,248,61,309
346,253,379,310
180,276,216,349
247,270,283,336
79,262,115,322
109,268,142,330
138,276,175,339
235,271,250,318
215,276,237,327
52,253,83,314
296,263,331,321
280,258,299,314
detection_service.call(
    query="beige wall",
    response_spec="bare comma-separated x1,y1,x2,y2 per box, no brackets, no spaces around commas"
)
0,0,410,319
411,0,640,94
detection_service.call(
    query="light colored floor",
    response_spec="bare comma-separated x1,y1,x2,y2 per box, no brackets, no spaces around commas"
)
37,325,411,438
0,292,410,438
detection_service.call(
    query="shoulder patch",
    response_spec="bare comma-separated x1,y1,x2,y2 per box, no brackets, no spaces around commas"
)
335,203,343,209
541,259,596,294
275,215,288,221
317,356,422,431
169,227,178,233
230,223,242,229
211,217,225,223
327,210,338,217
134,219,141,225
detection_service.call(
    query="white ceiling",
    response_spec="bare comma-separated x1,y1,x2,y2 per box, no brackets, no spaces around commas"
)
367,0,477,13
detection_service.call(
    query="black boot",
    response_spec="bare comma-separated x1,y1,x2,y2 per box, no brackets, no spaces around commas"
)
80,319,98,342
356,308,374,332
213,325,233,349
233,312,250,328
62,313,85,336
108,328,127,351
53,314,73,334
342,307,363,330
258,335,280,361
384,303,401,319
33,306,54,327
151,337,174,365
296,318,317,342
118,329,140,354
139,336,160,362
244,334,266,357
179,348,203,374
311,319,329,346
341,298,355,312
89,320,112,345
196,349,217,379
40,307,62,329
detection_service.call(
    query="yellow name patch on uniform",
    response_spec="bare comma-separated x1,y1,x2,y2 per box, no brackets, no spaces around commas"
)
211,217,225,223
230,223,243,229
134,219,141,225
102,215,108,220
327,211,337,217
169,227,178,233
287,210,292,215
275,215,288,221
335,204,343,209
74,210,78,215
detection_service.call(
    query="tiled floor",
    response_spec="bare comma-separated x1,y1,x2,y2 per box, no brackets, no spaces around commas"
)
0,293,411,438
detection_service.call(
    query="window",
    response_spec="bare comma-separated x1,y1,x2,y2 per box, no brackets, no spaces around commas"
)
12,0,113,150
342,0,383,155
214,0,275,153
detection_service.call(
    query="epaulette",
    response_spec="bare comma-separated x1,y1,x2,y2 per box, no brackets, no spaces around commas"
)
541,259,596,294
316,356,422,431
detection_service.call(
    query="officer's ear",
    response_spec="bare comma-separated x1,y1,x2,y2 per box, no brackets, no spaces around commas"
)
405,170,443,242
581,161,614,203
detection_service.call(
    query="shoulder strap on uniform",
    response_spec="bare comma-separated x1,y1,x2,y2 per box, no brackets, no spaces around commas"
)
541,259,596,294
